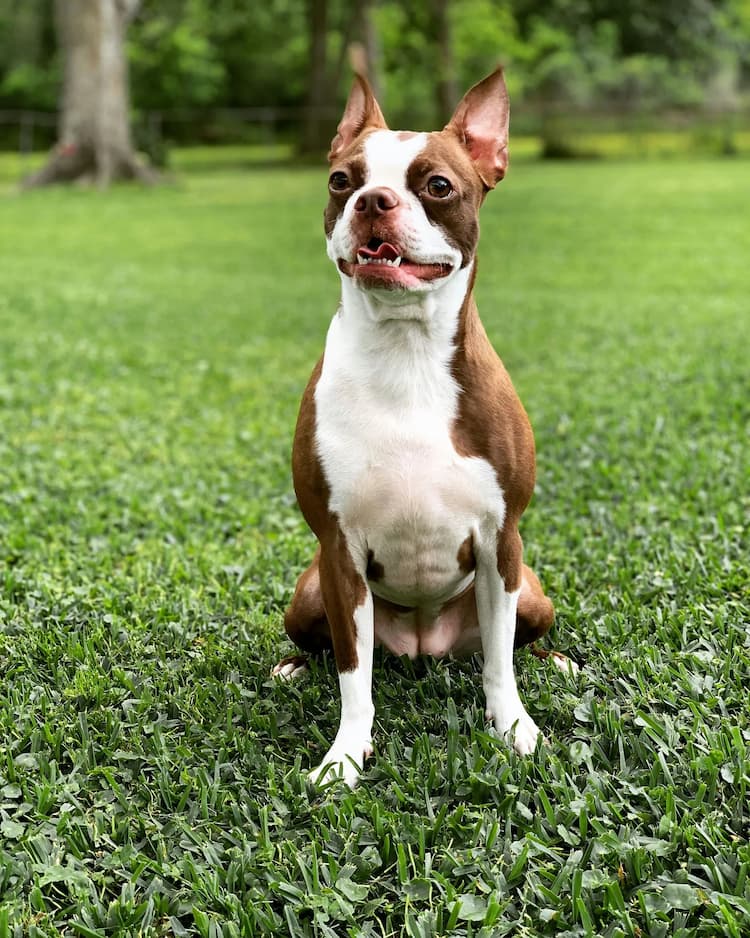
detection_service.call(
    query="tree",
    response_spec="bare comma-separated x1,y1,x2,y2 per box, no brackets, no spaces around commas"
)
431,0,458,122
353,0,383,101
23,0,156,188
300,0,385,155
301,0,331,153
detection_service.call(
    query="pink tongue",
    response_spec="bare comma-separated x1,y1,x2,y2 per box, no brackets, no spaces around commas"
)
359,242,400,261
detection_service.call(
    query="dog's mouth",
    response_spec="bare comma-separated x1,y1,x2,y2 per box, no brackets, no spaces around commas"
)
338,238,453,288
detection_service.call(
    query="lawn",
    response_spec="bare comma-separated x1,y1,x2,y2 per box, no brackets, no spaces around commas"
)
0,151,748,937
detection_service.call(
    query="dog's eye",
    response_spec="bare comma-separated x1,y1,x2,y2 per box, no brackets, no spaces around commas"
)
426,176,453,198
329,171,351,192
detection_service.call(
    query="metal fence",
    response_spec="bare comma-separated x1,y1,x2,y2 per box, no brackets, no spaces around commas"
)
0,109,57,153
0,106,341,155
1,102,747,161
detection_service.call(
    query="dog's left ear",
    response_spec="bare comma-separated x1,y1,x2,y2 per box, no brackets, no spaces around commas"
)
329,74,388,163
445,67,509,189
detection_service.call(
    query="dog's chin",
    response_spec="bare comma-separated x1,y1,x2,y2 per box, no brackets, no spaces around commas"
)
338,258,453,293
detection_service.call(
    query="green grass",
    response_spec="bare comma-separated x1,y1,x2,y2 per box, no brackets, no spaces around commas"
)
0,151,748,937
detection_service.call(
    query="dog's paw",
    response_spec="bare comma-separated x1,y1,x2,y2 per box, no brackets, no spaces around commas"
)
271,655,308,681
549,651,580,678
507,712,543,756
308,740,373,789
488,704,543,756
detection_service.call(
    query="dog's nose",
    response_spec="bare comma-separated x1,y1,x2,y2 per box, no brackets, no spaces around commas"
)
354,187,400,216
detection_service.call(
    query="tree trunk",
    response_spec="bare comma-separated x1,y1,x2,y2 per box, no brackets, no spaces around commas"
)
23,0,157,188
301,0,331,154
355,0,382,102
432,0,458,123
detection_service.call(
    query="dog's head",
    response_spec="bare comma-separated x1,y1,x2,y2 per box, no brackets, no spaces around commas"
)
325,69,509,297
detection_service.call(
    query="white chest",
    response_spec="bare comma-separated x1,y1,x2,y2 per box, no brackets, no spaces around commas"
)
315,306,506,607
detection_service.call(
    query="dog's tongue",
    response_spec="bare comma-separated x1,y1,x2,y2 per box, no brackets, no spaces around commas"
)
359,241,400,261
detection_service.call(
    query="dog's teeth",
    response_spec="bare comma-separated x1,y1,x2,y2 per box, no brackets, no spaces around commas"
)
355,254,402,268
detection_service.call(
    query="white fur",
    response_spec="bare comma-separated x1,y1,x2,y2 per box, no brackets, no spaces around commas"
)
308,593,375,787
271,660,307,680
475,569,540,755
550,652,580,677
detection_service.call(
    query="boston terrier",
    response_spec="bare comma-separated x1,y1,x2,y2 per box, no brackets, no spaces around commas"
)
274,69,574,786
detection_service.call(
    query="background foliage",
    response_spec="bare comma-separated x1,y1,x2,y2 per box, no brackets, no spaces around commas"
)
1,0,749,133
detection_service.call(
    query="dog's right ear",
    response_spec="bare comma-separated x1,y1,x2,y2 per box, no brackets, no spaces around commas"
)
328,75,388,163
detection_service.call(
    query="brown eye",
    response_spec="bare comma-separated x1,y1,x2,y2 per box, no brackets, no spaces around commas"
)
329,171,350,192
426,175,453,198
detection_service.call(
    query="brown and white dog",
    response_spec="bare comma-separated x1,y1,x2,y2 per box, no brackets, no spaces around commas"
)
274,69,574,786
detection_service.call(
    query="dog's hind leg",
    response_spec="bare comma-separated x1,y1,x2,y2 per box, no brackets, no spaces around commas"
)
515,564,554,647
516,564,579,676
272,548,332,679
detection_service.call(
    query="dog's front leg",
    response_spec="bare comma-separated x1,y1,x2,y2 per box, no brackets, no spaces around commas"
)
475,525,541,755
310,535,375,787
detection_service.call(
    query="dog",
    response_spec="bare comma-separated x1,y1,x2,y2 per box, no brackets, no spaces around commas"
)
274,68,574,786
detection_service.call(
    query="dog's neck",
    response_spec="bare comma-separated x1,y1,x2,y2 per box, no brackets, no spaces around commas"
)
329,264,474,407
338,262,473,331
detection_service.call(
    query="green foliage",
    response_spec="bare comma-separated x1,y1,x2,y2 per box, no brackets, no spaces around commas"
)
129,0,311,110
129,2,227,108
1,0,749,123
453,0,526,81
0,151,748,934
0,62,58,110
0,0,57,109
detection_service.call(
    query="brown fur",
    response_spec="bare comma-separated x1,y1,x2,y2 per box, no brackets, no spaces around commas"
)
444,69,509,189
406,134,484,267
516,564,555,647
449,281,538,595
328,75,387,163
289,358,364,673
324,154,367,237
456,535,476,574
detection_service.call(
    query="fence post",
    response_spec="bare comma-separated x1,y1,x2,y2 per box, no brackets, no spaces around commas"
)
19,111,34,158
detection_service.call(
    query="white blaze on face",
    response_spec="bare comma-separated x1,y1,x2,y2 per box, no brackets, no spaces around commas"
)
362,130,428,192
326,130,463,274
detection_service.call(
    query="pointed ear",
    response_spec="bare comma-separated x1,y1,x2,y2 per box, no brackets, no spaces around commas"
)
445,67,509,189
328,74,388,163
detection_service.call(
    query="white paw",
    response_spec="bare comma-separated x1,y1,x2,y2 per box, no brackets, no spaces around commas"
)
490,707,542,756
271,656,308,681
308,740,373,789
509,712,543,755
550,652,580,677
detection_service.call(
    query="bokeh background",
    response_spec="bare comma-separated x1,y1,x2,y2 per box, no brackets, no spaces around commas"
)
1,0,749,171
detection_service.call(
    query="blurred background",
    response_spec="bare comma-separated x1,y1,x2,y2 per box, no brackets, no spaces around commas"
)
1,0,749,179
